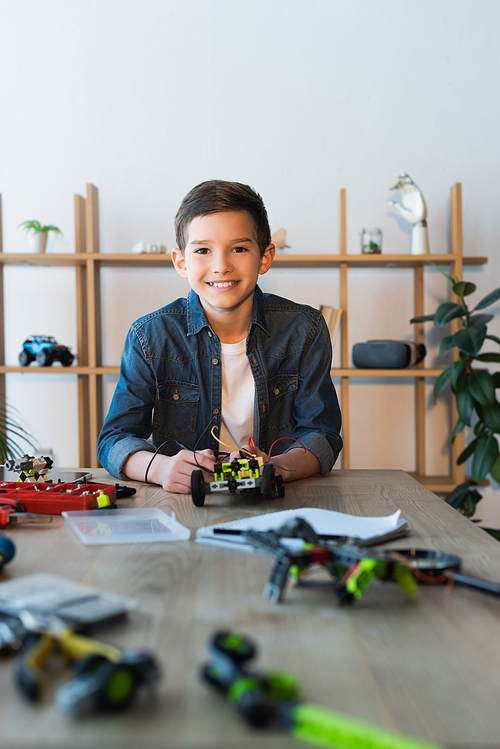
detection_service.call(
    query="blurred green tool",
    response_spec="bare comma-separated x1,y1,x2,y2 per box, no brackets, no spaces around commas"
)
15,611,160,716
202,630,443,749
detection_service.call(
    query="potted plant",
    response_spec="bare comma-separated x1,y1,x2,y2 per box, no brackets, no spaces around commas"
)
0,397,36,461
18,220,62,253
410,265,500,539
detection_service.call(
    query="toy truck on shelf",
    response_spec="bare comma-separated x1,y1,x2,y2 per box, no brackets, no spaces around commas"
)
19,336,74,367
190,455,285,507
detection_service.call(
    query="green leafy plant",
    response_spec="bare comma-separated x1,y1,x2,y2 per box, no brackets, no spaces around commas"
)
410,265,500,533
18,220,62,235
0,397,36,461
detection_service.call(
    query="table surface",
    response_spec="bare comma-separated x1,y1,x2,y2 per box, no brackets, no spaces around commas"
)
1,468,500,749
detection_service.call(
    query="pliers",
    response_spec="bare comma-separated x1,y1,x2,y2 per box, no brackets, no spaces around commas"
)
0,499,52,528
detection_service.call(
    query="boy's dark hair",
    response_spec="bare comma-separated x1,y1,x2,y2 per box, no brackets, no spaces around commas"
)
175,180,272,256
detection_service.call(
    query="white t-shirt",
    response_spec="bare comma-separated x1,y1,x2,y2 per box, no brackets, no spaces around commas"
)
219,338,255,451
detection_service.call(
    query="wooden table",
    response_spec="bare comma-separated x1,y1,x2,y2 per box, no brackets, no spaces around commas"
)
1,469,500,749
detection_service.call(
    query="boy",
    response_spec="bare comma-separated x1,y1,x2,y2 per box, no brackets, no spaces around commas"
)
97,180,342,492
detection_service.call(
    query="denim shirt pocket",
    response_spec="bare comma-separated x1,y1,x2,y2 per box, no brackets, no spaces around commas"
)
154,380,200,438
268,375,298,433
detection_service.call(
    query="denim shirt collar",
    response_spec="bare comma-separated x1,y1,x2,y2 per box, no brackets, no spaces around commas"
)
186,285,270,337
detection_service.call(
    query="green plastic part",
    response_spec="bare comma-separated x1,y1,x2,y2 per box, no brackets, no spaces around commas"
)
291,703,443,749
345,559,381,599
394,564,418,599
265,670,300,701
104,666,135,704
220,633,249,653
228,676,262,704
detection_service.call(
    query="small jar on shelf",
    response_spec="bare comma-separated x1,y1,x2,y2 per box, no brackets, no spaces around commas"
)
360,228,382,254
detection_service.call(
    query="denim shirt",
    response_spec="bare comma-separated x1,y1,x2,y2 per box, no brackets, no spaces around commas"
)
97,286,342,479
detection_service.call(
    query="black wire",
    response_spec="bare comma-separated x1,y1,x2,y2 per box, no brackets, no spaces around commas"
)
144,416,220,484
144,439,189,484
192,416,219,475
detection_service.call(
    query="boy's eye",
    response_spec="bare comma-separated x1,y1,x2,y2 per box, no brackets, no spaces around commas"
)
194,247,210,254
233,246,249,253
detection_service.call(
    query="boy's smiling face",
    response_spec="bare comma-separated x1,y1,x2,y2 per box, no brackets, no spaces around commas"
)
172,211,274,327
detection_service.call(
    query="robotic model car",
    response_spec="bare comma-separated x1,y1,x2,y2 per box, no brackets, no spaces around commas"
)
191,455,285,507
19,336,74,367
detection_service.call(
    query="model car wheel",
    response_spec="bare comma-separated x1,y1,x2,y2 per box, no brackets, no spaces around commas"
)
18,350,32,366
36,350,52,367
60,353,74,367
261,463,277,501
276,474,285,498
191,469,206,507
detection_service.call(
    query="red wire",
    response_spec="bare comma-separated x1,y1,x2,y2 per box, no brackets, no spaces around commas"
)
247,436,257,454
268,437,307,460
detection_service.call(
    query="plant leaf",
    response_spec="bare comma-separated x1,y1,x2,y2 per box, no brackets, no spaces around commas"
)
476,405,500,433
449,360,466,389
453,281,476,297
451,418,465,442
439,335,455,356
489,454,500,483
434,302,467,328
474,353,500,364
456,390,475,426
473,287,500,311
472,435,499,483
429,261,456,286
433,367,452,401
410,314,435,324
469,370,496,406
453,325,487,356
462,490,483,517
494,373,500,389
468,313,494,327
474,420,486,437
445,481,475,508
457,437,479,465
483,528,500,541
486,334,500,347
41,224,62,234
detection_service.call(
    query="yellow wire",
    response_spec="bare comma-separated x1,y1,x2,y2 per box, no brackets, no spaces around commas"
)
210,426,254,456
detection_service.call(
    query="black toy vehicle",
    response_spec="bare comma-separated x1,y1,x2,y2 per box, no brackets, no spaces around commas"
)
19,335,74,367
191,455,285,507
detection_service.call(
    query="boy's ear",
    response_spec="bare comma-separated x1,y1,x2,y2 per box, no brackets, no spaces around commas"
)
258,243,276,276
171,248,188,278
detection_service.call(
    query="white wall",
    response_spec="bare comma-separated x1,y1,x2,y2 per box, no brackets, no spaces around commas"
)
1,0,499,525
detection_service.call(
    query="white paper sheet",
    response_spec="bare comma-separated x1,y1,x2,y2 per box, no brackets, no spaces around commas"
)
195,507,407,552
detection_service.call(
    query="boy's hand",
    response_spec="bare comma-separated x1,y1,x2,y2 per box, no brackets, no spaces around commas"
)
228,445,269,463
123,448,215,494
154,449,216,493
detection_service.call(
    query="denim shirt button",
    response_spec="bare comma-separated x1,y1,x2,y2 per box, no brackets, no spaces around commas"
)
212,408,220,415
212,358,219,365
273,387,280,395
173,390,180,401
208,330,212,337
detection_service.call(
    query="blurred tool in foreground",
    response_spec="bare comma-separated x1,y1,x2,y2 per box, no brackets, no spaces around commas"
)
201,630,442,749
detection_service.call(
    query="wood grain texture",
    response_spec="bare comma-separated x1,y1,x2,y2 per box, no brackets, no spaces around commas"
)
1,469,499,748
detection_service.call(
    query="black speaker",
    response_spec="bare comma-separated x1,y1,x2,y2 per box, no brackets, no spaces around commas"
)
352,340,426,369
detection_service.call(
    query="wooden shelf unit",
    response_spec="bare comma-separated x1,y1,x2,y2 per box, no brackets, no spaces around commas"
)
0,183,488,485
335,183,487,491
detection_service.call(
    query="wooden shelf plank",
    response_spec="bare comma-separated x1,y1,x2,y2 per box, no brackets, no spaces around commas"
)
0,253,87,265
0,253,488,268
410,473,489,493
330,368,445,377
0,365,120,375
0,365,90,374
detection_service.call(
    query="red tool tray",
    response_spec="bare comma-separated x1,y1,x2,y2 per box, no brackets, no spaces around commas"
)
0,483,117,514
